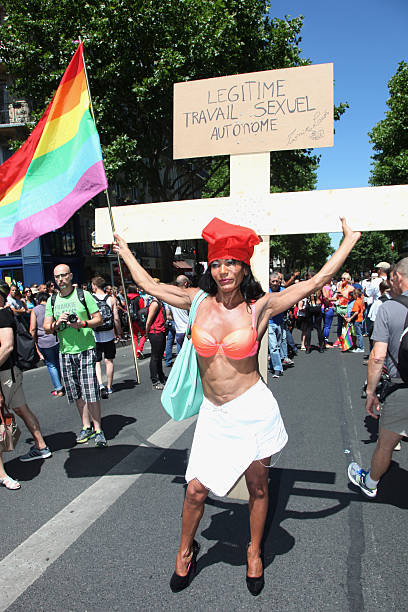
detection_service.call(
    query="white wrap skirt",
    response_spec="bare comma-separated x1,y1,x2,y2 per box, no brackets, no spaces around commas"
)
185,378,288,497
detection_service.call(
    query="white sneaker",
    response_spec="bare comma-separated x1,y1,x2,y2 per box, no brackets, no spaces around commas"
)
348,462,377,498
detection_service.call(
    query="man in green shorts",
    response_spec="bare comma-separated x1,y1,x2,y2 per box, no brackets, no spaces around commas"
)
44,264,107,447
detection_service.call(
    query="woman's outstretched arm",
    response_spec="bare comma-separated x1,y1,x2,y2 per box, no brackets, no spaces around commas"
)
112,233,198,309
264,218,360,317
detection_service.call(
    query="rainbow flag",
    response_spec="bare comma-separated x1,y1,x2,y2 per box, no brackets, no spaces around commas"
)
341,324,353,351
0,42,108,253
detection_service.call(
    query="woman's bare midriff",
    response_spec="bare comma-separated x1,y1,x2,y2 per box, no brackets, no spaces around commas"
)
198,354,260,406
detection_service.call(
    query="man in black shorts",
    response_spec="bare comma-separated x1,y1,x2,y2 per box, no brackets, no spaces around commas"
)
91,276,121,398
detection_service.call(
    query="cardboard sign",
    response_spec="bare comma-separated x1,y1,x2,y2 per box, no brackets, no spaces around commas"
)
173,63,333,159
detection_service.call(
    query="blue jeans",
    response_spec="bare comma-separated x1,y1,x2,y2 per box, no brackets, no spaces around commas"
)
280,324,288,360
286,327,297,355
41,344,63,391
176,333,185,353
354,321,364,350
268,322,282,373
165,321,176,365
323,308,335,341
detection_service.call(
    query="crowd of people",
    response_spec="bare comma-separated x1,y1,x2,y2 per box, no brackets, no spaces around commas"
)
266,261,394,378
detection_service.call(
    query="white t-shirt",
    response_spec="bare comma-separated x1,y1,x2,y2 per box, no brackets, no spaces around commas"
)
93,293,115,342
361,278,371,304
368,294,391,322
365,276,387,304
168,305,189,334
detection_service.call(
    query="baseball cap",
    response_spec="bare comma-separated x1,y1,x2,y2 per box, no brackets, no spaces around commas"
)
375,261,390,270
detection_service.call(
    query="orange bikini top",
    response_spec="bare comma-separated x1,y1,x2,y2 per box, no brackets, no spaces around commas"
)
191,303,259,360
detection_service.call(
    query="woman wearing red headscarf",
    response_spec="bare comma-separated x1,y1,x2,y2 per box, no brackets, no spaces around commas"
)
113,217,360,595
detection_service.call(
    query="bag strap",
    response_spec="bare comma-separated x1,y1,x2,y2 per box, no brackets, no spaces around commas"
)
186,290,208,335
386,296,408,376
51,292,57,318
76,288,91,319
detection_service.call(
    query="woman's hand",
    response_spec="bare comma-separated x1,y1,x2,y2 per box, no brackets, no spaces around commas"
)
340,217,361,244
112,233,131,258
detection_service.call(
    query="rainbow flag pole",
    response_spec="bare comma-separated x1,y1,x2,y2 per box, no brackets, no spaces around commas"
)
0,39,141,382
80,39,140,384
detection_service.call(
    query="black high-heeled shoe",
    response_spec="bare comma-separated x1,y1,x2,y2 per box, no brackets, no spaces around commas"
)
170,540,200,593
246,543,265,596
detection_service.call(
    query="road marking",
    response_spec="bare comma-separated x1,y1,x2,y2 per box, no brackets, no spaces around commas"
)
0,416,196,611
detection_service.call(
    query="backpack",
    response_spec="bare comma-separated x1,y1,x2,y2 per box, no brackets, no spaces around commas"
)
51,288,91,324
129,296,149,328
13,315,39,371
93,294,114,332
387,296,408,383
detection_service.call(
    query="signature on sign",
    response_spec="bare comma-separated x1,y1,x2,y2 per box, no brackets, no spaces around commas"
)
287,110,329,146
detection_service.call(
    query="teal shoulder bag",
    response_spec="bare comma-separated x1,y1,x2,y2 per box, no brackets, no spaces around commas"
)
161,290,208,421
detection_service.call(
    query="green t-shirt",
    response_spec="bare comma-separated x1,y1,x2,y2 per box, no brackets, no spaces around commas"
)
45,289,99,354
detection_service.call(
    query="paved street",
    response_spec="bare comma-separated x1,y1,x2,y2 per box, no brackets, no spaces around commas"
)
1,330,407,612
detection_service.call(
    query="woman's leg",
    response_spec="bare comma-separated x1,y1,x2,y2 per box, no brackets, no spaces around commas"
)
337,313,344,338
157,333,167,382
0,451,20,488
323,308,334,342
315,312,324,348
304,317,312,349
300,319,307,349
42,345,63,391
148,333,160,383
175,478,209,575
245,458,270,577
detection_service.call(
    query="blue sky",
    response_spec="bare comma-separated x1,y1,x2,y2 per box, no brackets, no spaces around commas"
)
269,1,408,247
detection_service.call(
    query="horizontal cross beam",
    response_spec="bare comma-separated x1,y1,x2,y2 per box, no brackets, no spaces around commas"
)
95,184,408,244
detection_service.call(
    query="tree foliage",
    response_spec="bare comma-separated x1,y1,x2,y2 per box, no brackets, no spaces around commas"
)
270,232,333,274
342,231,396,277
367,61,408,261
369,61,408,187
0,0,334,201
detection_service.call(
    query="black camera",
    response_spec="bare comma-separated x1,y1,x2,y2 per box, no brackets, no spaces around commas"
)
67,313,78,323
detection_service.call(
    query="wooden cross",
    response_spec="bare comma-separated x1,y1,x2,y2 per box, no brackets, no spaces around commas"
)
95,153,408,380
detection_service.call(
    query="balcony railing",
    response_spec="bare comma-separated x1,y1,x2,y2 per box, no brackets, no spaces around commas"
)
0,101,29,125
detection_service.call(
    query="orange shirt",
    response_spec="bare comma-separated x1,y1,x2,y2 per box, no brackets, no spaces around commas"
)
337,282,354,306
352,297,364,323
